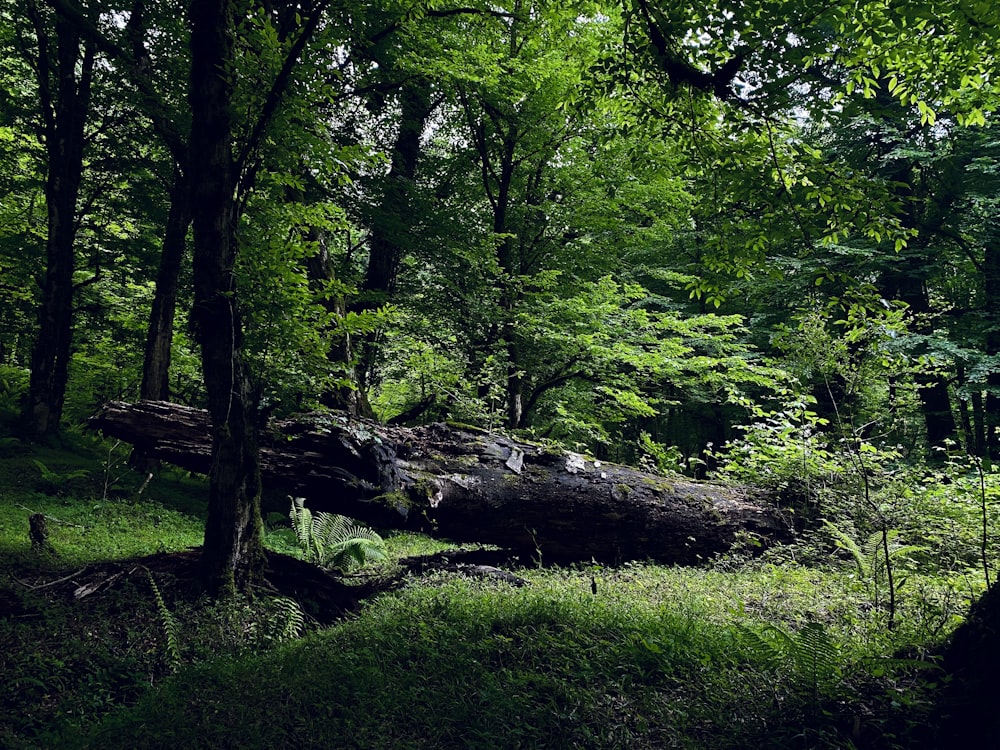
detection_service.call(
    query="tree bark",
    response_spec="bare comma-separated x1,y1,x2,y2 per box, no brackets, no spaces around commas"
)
90,400,793,565
349,77,435,413
188,0,266,596
22,3,95,438
140,166,190,403
982,217,1000,461
357,78,433,310
133,166,191,472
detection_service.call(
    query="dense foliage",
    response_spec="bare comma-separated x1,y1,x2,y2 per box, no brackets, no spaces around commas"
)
2,0,1000,745
3,1,998,460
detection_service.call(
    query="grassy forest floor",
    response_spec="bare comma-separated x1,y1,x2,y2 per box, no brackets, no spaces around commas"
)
0,414,979,749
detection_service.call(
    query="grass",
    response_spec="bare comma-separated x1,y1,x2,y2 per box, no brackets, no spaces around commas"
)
0,421,973,750
0,495,205,571
48,571,948,750
67,579,757,750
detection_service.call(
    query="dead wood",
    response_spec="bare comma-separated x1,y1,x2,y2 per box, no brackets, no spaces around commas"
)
90,400,792,566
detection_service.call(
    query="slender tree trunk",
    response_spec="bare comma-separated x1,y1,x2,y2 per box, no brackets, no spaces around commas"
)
972,390,988,461
497,151,527,431
22,5,94,438
983,219,1000,460
498,233,523,429
880,258,957,455
140,167,190,403
460,81,527,429
956,365,979,456
487,131,524,430
306,226,364,415
133,167,190,471
188,0,265,596
350,78,434,411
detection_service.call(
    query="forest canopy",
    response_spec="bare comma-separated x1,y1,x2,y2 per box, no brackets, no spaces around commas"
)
6,3,1000,747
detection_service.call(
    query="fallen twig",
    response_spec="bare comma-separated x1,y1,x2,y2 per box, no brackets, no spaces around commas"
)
11,566,90,590
16,504,86,529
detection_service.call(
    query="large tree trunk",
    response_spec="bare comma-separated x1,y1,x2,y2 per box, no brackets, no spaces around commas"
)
90,400,792,565
22,3,94,438
938,582,1000,745
188,0,266,597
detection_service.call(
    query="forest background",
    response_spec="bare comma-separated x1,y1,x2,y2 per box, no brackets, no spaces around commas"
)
3,0,1000,748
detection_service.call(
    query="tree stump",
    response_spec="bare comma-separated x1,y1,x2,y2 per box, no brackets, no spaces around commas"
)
29,513,53,553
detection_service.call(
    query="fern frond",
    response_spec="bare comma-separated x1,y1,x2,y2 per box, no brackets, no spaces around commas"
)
147,571,181,670
33,459,89,483
288,497,387,572
310,508,345,551
888,544,926,561
735,623,790,672
822,519,867,576
861,656,942,678
863,530,890,573
321,520,388,572
290,497,314,552
272,596,305,641
326,535,388,572
791,621,839,688
32,459,55,482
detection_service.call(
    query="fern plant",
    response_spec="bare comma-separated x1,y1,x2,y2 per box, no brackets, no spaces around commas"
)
289,497,388,573
32,459,89,494
267,596,306,642
823,518,925,628
791,621,840,701
737,621,840,704
146,571,181,671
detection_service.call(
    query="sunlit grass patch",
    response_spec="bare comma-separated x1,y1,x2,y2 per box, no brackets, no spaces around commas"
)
383,529,474,558
0,493,204,571
65,569,943,750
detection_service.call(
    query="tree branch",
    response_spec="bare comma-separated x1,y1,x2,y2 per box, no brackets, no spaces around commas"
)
522,361,593,418
633,0,745,101
234,0,332,196
44,0,188,164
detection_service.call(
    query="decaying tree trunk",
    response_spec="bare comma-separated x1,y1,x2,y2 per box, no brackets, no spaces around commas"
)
90,400,792,565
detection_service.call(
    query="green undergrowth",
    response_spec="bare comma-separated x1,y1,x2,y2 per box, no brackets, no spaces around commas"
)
0,423,975,750
0,431,207,573
0,495,205,572
54,570,950,750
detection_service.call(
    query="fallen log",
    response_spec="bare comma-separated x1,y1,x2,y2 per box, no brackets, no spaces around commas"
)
90,400,792,565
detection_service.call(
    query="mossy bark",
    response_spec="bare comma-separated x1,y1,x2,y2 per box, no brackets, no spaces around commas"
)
187,0,264,596
92,401,791,566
